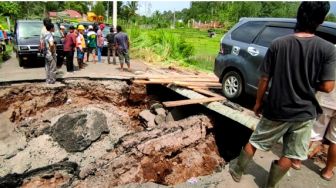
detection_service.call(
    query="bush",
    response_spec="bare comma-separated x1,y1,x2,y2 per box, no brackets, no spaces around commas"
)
147,30,194,60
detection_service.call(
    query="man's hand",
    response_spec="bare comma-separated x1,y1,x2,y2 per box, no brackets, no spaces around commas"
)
254,76,269,118
253,102,262,117
317,80,335,93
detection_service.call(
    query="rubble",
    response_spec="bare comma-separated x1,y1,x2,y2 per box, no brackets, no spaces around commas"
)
51,109,109,152
0,79,224,187
139,110,156,128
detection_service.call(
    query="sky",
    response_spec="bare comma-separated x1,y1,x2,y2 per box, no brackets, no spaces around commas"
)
331,1,336,14
137,1,336,16
137,1,191,15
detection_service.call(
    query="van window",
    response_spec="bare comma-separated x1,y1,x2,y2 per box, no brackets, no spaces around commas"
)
254,26,294,47
231,21,265,43
316,27,336,44
18,22,61,39
18,22,43,38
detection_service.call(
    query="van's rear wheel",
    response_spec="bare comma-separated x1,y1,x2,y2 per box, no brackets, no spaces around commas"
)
222,71,243,99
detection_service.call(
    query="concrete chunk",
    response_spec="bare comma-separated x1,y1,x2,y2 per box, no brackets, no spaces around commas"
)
139,110,156,128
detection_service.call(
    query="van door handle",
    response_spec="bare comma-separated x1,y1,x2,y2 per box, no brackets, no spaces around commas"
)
232,46,240,55
247,47,259,56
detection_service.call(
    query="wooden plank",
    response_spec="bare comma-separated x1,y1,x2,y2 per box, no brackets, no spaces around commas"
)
133,75,217,80
187,87,223,97
163,96,224,107
132,80,220,85
149,78,219,82
132,80,171,84
173,81,222,87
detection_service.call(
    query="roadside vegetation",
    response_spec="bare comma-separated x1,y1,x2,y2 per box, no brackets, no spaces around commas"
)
128,27,223,72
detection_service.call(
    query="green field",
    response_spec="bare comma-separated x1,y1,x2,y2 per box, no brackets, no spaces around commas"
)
129,27,225,72
173,28,223,72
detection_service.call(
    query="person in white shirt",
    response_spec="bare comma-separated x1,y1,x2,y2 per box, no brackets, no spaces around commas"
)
44,23,57,84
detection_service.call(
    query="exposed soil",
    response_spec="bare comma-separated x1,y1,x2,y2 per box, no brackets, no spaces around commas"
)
0,79,225,187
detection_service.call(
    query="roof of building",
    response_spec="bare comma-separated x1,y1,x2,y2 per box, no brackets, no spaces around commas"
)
64,10,82,18
49,12,57,17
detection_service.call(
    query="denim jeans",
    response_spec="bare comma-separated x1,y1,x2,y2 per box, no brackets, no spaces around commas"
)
97,46,103,63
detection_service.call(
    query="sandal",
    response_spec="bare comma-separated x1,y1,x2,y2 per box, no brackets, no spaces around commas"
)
292,163,301,170
321,168,334,181
291,159,301,170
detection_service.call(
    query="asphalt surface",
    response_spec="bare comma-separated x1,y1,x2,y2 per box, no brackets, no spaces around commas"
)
0,53,149,83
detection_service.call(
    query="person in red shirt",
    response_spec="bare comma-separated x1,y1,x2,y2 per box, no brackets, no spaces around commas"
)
63,26,77,73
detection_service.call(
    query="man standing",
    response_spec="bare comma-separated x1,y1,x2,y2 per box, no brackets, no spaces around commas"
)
318,88,336,180
86,25,97,64
63,26,77,73
106,27,117,64
229,2,335,187
76,25,86,69
97,24,105,63
0,25,5,52
115,26,130,71
40,18,51,53
44,23,57,84
60,25,67,42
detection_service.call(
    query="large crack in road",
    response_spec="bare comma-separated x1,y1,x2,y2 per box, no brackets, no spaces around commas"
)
0,79,225,187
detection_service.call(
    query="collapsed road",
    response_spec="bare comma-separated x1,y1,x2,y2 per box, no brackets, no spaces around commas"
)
0,76,335,188
0,78,248,187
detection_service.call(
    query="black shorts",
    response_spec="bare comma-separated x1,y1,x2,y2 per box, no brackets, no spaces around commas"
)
87,47,96,54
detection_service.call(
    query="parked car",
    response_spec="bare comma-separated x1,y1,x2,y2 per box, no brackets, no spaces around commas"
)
13,20,64,67
214,18,336,99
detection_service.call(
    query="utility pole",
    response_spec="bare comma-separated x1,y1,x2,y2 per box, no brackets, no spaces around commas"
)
173,10,176,28
107,1,109,24
113,0,117,29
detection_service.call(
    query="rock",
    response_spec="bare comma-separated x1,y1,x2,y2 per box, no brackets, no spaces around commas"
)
75,115,224,187
129,84,147,103
150,103,163,111
5,135,68,176
154,115,165,125
51,109,109,152
154,108,166,116
139,110,156,128
0,161,78,188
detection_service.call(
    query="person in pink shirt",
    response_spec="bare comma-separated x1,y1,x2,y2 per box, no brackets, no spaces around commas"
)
63,26,77,72
97,24,105,63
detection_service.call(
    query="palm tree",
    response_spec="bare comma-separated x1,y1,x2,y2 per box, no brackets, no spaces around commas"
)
124,1,138,23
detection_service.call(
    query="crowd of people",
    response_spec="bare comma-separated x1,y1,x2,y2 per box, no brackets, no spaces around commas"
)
40,18,130,84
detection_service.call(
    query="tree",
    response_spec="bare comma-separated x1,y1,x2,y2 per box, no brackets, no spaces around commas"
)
93,2,105,16
122,1,139,23
326,13,336,22
103,1,123,15
0,2,20,18
62,1,89,14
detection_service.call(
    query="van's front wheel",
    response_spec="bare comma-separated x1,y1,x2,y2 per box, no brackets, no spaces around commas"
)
222,71,243,99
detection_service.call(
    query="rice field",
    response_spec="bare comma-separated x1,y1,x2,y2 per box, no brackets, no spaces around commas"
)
128,27,225,72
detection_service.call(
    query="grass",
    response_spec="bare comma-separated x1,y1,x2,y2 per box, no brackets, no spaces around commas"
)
128,27,225,72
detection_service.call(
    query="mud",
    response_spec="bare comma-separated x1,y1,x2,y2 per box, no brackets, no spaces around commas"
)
0,79,225,187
